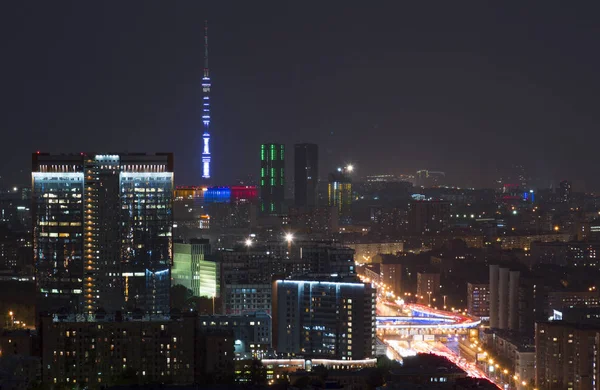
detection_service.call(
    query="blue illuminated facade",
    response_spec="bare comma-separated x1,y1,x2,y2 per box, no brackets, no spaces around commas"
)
273,277,376,359
201,21,212,179
204,187,231,203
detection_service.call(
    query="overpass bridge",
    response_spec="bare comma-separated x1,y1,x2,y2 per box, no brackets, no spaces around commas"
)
376,303,481,336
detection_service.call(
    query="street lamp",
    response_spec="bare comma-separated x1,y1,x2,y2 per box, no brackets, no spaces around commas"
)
285,233,294,243
245,238,253,247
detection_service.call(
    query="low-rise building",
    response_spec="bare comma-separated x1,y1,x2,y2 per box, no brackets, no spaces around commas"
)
198,312,272,359
39,312,234,387
223,283,272,315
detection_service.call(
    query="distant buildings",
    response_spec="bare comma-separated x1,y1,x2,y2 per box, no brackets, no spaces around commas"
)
415,170,445,188
204,186,258,229
530,241,600,268
345,242,403,264
260,143,285,215
272,276,376,360
173,186,206,230
558,180,572,203
416,272,440,305
408,200,450,234
288,206,338,236
32,153,173,315
294,143,318,208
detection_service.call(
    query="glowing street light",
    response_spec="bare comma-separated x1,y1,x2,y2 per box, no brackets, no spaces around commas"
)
245,238,253,247
285,233,294,243
346,165,354,173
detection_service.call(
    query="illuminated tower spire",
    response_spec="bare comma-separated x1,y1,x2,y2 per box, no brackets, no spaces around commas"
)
201,20,211,179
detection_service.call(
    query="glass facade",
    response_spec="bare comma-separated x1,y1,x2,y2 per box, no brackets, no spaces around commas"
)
33,172,84,313
120,172,173,314
172,240,219,298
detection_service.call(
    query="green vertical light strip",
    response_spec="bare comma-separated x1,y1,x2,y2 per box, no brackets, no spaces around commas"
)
271,145,275,161
280,146,284,161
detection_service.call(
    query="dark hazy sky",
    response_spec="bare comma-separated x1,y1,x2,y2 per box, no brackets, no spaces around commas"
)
1,2,599,190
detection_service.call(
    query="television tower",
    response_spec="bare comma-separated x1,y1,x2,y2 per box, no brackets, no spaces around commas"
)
201,20,211,179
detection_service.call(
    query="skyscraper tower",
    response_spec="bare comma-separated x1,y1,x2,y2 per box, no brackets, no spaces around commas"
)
294,143,319,208
201,20,212,180
260,143,285,214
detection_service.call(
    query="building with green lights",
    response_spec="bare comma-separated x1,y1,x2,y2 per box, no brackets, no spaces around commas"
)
260,143,285,214
172,239,219,298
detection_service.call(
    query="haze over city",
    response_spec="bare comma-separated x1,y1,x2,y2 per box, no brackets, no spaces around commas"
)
2,3,600,190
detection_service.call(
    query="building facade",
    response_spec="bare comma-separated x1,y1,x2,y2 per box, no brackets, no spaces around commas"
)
172,239,219,298
39,312,234,388
327,171,352,225
467,283,490,318
260,143,285,215
416,272,440,305
199,312,272,359
32,153,173,315
535,321,600,390
408,201,450,234
272,277,376,360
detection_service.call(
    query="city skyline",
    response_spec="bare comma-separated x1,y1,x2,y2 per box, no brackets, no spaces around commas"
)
4,4,600,389
2,3,600,190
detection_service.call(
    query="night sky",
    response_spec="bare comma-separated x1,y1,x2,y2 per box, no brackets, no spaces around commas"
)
1,2,599,190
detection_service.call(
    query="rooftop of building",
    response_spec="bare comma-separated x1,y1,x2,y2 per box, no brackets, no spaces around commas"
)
199,311,271,320
388,354,466,377
537,320,600,331
277,274,363,284
486,329,535,352
41,310,198,324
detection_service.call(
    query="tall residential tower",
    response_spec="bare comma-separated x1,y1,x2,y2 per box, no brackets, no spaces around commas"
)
201,20,212,180
32,153,174,315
